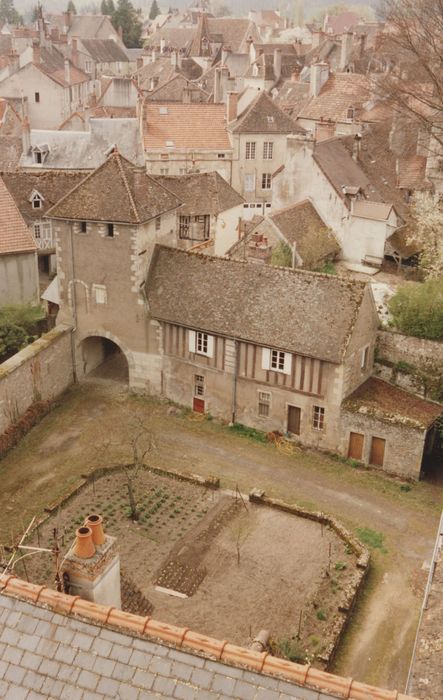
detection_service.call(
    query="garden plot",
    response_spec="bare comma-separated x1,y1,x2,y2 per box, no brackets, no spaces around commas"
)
25,468,359,665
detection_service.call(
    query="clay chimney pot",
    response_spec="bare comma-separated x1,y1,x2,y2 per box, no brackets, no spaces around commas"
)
85,514,105,545
74,526,96,559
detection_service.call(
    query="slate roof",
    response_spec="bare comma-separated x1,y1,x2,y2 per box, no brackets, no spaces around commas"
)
270,200,340,264
146,245,368,363
46,150,182,224
20,119,145,170
146,27,195,52
0,177,37,255
1,171,86,224
323,11,360,35
155,172,244,216
343,377,442,429
230,91,304,135
274,80,310,117
313,138,381,202
208,18,258,52
143,102,231,150
244,54,302,83
299,73,374,123
81,39,129,63
135,57,203,92
35,46,89,88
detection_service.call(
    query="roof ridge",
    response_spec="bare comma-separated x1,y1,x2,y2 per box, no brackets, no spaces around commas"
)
114,150,140,224
0,574,416,700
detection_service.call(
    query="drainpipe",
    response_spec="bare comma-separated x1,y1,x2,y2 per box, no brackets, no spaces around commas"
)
69,224,78,382
230,339,239,424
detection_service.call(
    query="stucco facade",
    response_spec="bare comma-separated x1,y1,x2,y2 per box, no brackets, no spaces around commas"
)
0,252,39,305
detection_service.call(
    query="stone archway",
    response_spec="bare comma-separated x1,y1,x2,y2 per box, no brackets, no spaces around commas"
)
80,334,130,384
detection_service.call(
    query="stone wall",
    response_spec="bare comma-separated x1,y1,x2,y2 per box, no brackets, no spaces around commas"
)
0,324,73,435
376,331,443,401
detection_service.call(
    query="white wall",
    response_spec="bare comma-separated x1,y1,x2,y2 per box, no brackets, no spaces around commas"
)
0,64,64,129
0,252,39,305
214,204,243,256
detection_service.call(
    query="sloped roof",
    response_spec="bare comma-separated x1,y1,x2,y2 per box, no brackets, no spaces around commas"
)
143,102,231,150
343,377,442,429
81,38,129,63
146,74,209,103
155,172,243,215
230,91,304,135
270,200,340,265
208,18,258,52
147,27,195,51
146,245,368,363
2,171,86,224
313,137,381,202
35,46,89,88
188,12,212,57
274,80,310,117
0,177,36,255
299,73,373,123
352,200,393,221
324,11,360,35
46,150,182,224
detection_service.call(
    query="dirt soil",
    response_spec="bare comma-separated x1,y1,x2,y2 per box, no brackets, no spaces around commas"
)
0,382,441,690
23,469,357,663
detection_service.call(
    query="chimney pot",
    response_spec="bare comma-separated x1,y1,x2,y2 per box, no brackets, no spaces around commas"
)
85,514,105,545
74,526,96,559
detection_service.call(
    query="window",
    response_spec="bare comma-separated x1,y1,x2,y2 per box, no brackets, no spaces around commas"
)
245,141,256,160
194,374,205,397
92,284,107,304
106,223,114,238
313,406,325,431
179,215,191,238
271,349,285,371
160,167,169,175
31,194,42,209
34,151,42,164
160,153,169,160
80,221,87,233
35,92,40,103
165,140,174,147
258,391,271,417
188,329,214,357
346,106,355,122
244,173,256,192
217,153,225,159
179,168,187,175
33,222,41,238
155,217,161,231
361,345,369,370
85,60,92,73
261,173,272,190
262,347,291,375
263,141,273,160
159,106,168,115
267,116,274,124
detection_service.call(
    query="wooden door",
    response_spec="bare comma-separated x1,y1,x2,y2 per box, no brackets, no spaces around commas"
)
287,405,301,435
193,397,205,413
348,432,364,460
370,437,386,467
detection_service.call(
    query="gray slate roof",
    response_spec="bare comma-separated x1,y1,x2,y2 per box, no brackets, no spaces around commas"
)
313,138,381,202
146,245,367,363
0,594,329,700
81,39,129,63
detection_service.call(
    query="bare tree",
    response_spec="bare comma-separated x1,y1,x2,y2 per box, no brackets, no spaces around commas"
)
377,0,443,152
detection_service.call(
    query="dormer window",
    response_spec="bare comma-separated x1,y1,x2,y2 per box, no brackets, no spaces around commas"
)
32,144,49,165
29,189,44,209
267,116,274,124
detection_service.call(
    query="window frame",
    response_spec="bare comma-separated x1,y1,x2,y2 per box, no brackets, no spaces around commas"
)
261,172,272,190
263,141,274,160
245,141,256,160
194,374,205,397
312,405,325,431
106,223,114,238
92,284,107,305
258,391,271,417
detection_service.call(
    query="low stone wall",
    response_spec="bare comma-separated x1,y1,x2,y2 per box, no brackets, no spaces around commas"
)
0,324,73,436
376,331,443,400
249,489,369,668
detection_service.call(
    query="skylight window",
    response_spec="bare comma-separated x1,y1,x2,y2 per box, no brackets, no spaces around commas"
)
159,107,168,115
165,140,174,147
267,116,274,124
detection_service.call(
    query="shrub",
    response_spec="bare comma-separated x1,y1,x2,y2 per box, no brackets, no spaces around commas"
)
271,242,292,268
316,609,327,621
229,423,267,443
277,638,306,662
0,304,46,362
388,279,443,339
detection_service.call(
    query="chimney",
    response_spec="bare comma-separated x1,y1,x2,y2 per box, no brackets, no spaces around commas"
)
51,27,60,42
311,30,323,49
64,58,71,84
339,31,353,71
8,50,19,74
71,38,78,67
352,132,362,160
226,91,238,123
22,116,31,154
136,56,143,70
160,38,166,54
359,33,367,58
310,62,329,98
273,48,282,83
62,515,122,608
182,86,191,103
221,44,231,65
214,65,228,103
32,41,41,64
171,49,178,67
62,11,71,34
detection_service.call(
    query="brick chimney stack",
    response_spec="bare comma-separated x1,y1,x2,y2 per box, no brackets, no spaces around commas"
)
226,91,238,123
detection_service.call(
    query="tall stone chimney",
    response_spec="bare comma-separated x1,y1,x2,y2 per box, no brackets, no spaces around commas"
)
160,38,166,54
339,31,353,71
64,58,71,85
273,48,282,83
32,41,41,64
310,62,329,98
63,11,72,34
8,50,19,75
214,65,229,103
226,91,238,123
221,45,231,66
62,515,122,609
71,38,79,67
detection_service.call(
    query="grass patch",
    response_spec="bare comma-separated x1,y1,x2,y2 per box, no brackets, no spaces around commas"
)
356,527,387,553
228,423,267,443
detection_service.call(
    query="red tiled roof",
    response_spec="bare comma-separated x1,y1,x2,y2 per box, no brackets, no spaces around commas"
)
0,177,36,255
143,102,231,150
300,73,377,123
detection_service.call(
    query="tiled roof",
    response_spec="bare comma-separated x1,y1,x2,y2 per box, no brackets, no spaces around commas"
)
397,155,430,190
323,11,360,34
155,172,243,215
81,38,129,63
46,150,182,224
0,177,37,255
0,576,416,700
230,91,304,135
146,245,368,363
35,46,89,88
343,377,443,429
146,74,209,102
135,57,203,91
274,80,310,117
244,53,301,83
351,200,394,221
146,26,195,51
313,137,381,202
143,102,231,150
299,73,373,123
2,171,86,224
188,11,212,57
270,200,340,264
208,18,258,52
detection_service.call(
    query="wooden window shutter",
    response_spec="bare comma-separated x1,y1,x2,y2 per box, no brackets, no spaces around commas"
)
207,335,214,358
283,353,292,375
188,330,196,353
262,347,271,370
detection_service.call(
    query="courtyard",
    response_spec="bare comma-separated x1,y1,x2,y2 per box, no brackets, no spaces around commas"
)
0,380,441,691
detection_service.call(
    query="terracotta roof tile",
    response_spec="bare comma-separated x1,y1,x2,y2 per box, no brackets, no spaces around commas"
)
270,200,340,264
143,102,231,150
343,377,443,429
155,172,243,215
313,137,381,202
2,171,86,224
300,73,375,123
0,176,37,255
230,91,304,135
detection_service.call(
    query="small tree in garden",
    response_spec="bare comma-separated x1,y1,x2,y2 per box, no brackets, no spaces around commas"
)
271,242,292,268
